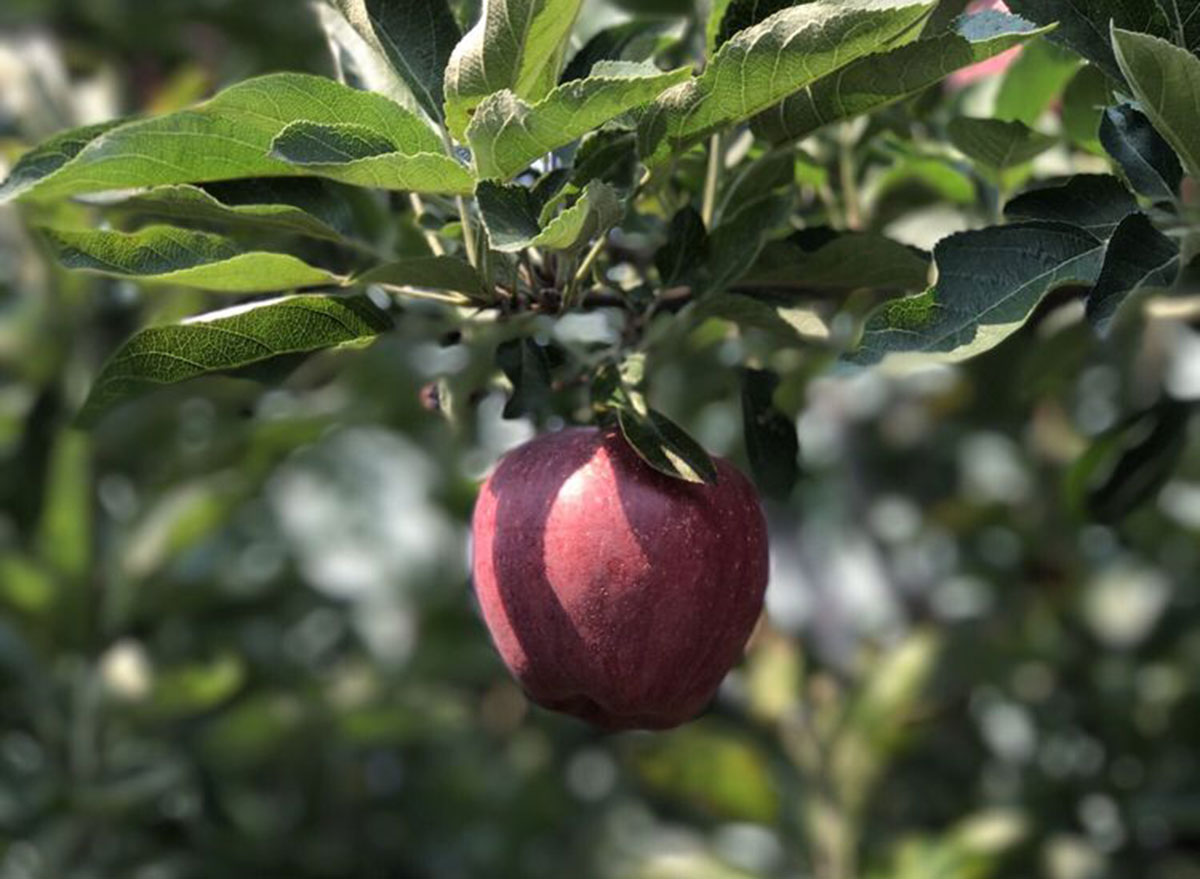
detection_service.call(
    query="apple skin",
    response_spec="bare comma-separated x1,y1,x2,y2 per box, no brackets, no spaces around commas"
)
471,426,769,730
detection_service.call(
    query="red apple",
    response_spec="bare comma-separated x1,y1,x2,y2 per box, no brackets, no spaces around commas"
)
471,426,769,730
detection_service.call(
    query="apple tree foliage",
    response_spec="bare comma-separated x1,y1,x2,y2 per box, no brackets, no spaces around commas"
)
8,0,1196,512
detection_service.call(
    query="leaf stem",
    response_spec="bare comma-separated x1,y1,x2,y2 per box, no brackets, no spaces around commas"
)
702,133,722,228
838,125,861,230
408,193,446,257
438,127,480,269
562,233,609,312
377,283,472,307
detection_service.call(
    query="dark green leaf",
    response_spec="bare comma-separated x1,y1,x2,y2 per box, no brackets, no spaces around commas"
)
476,180,621,252
741,368,800,500
562,19,681,83
616,406,718,485
497,338,554,419
327,0,461,122
716,151,796,225
1100,104,1184,202
739,229,931,294
1004,175,1138,237
78,294,392,426
570,130,640,195
1086,213,1180,333
705,193,793,294
655,207,708,288
947,117,1056,172
850,222,1105,366
1068,398,1193,522
42,225,341,292
1005,0,1171,82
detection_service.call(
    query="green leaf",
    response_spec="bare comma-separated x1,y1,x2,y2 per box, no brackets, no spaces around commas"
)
1003,175,1138,237
832,631,940,812
694,293,830,346
655,207,709,288
947,117,1056,172
1061,64,1112,154
78,294,391,426
616,405,718,485
739,229,931,294
1100,104,1184,202
561,19,681,84
35,430,91,580
476,180,621,252
269,120,475,194
0,73,449,204
1112,28,1200,180
42,225,342,292
497,338,555,419
716,150,796,224
741,368,800,501
569,130,641,194
357,256,488,300
1086,213,1180,333
467,62,690,180
327,0,461,122
640,0,936,160
1006,0,1173,82
850,222,1106,367
753,10,1051,144
106,180,357,245
443,0,584,140
629,724,779,823
705,193,793,294
994,36,1081,125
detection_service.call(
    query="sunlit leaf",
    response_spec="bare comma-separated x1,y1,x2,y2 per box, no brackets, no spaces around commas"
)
443,0,584,139
1112,28,1200,180
269,120,475,194
1,73,447,203
753,10,1051,144
640,0,936,160
467,61,690,180
851,222,1105,367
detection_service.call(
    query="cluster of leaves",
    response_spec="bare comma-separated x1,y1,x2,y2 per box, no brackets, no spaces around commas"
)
15,0,1186,499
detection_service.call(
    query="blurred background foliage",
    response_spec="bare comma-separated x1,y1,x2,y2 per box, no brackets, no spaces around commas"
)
1,1,1200,878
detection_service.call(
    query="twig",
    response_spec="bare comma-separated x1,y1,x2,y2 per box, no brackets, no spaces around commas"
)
702,132,722,227
408,193,445,256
